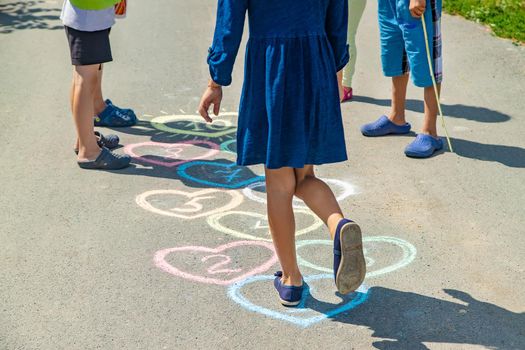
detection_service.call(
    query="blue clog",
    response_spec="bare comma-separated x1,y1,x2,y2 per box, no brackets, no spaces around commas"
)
404,134,444,158
77,147,131,170
95,102,137,127
74,131,120,155
106,99,137,119
361,115,411,137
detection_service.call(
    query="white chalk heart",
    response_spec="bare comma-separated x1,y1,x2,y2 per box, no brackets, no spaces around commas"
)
243,179,357,208
136,189,244,219
295,237,417,278
207,210,324,241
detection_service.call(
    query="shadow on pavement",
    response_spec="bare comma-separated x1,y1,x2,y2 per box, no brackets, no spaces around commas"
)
112,158,265,190
107,118,264,188
308,287,524,350
451,138,525,168
352,95,511,123
109,117,525,173
107,119,236,144
0,1,62,34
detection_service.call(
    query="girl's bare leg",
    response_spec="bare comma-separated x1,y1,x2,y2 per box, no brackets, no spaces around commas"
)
265,167,303,287
295,165,365,293
294,166,344,239
337,71,344,101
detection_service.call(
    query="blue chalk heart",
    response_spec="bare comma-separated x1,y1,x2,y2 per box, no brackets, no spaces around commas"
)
177,161,264,189
228,274,368,327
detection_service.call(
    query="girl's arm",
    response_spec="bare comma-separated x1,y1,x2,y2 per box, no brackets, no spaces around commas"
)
199,0,247,122
207,0,248,86
325,0,350,72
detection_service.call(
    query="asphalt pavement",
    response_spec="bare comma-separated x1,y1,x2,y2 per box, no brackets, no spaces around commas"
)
1,0,524,349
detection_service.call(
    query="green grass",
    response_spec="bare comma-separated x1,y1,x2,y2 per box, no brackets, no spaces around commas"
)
443,0,525,43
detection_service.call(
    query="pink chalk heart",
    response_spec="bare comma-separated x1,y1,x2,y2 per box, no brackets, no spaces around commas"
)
124,141,219,168
154,241,278,285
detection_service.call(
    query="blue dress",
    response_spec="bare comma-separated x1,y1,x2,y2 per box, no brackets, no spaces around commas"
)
208,0,350,169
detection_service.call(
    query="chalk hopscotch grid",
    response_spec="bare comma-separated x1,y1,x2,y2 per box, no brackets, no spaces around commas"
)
131,112,417,327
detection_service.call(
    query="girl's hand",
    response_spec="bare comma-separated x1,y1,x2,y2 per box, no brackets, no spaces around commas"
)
198,80,223,123
409,0,426,18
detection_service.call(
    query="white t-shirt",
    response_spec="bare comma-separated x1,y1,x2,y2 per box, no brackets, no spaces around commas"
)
60,0,115,32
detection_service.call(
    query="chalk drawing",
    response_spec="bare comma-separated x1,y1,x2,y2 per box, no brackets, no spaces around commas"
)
220,139,237,155
228,274,369,327
295,237,417,278
153,240,278,285
134,111,417,326
254,220,268,230
136,189,244,219
207,209,324,241
151,114,237,138
243,178,357,208
201,255,242,275
124,140,220,168
178,161,265,189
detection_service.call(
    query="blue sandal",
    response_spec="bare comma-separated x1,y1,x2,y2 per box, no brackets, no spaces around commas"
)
273,271,304,307
333,219,366,294
77,147,131,170
74,131,120,154
361,115,411,137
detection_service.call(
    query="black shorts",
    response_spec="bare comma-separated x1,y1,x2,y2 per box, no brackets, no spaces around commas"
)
65,26,113,66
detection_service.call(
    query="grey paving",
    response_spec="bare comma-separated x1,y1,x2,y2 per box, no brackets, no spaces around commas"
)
0,0,524,349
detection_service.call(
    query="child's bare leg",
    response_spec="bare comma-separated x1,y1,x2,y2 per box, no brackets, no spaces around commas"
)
72,65,101,161
93,64,107,115
389,73,409,125
294,166,344,239
265,167,302,287
337,71,344,100
74,65,106,150
422,84,441,137
71,78,80,150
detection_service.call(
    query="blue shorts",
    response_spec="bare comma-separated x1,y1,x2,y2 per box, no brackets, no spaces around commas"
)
378,0,443,87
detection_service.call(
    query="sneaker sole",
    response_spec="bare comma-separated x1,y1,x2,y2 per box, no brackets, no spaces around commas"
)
279,298,301,307
335,222,366,294
77,159,131,170
361,129,411,137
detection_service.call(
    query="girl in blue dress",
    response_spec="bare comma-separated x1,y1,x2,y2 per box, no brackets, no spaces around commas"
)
199,0,366,306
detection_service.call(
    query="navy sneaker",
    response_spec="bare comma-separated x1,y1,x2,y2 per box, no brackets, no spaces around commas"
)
273,271,304,307
361,115,411,137
333,219,366,294
77,147,131,170
95,103,137,127
404,134,444,158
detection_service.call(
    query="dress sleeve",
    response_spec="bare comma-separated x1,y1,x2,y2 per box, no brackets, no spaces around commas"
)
207,0,248,86
325,0,350,72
